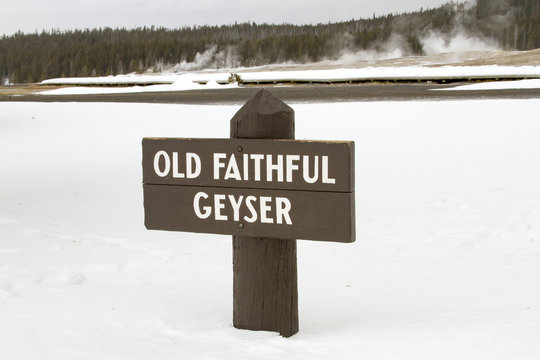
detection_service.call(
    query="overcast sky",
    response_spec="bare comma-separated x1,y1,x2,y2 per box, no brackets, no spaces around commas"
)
2,0,457,36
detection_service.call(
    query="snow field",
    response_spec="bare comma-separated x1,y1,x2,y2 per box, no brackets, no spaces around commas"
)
1,99,539,359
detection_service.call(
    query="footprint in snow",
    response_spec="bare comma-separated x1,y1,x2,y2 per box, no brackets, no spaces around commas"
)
0,277,17,297
67,272,86,285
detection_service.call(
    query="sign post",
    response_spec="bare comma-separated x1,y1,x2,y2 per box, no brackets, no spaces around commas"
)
231,90,298,337
142,89,355,337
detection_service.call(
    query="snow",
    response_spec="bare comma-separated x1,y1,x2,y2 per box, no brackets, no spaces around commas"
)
1,99,540,359
236,65,540,82
39,65,540,94
439,78,540,91
41,74,180,85
40,72,228,87
38,77,238,95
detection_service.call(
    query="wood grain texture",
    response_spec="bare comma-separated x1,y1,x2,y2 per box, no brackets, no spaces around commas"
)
231,89,299,337
233,236,298,337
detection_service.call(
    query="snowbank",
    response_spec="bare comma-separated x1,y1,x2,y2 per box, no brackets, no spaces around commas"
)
39,65,540,92
236,65,540,82
38,76,238,95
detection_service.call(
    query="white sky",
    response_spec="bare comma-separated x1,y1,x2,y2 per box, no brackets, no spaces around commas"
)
2,0,456,36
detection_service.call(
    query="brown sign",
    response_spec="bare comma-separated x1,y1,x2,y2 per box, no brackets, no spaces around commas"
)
142,138,355,242
142,138,354,192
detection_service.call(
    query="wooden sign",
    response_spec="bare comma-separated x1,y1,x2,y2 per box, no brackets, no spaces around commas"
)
143,89,356,338
143,138,355,242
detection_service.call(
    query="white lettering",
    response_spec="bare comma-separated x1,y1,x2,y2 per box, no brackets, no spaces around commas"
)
322,156,335,184
224,155,242,180
193,192,211,219
186,152,201,179
260,196,273,223
193,193,294,226
275,197,292,225
243,154,249,181
214,194,227,221
303,155,319,183
214,153,227,180
244,195,258,223
250,154,264,181
153,150,170,177
172,152,185,178
228,195,244,221
266,155,284,182
286,155,300,182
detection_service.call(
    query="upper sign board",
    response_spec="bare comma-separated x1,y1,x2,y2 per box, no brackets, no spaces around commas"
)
143,138,354,192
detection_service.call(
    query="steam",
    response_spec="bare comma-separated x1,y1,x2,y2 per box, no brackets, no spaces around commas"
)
169,45,240,72
465,0,477,8
332,30,499,65
332,1,503,65
420,31,499,54
335,34,408,64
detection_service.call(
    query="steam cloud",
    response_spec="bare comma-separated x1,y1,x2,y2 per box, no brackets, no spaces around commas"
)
170,45,241,72
421,31,499,54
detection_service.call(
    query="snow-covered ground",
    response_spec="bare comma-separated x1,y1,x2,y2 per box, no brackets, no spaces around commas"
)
38,78,238,95
37,65,540,95
1,99,539,359
229,65,540,82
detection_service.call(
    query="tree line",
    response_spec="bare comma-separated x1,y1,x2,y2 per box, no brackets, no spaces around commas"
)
1,0,538,84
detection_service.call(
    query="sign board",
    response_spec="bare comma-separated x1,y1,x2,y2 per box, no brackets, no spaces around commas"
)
142,138,355,243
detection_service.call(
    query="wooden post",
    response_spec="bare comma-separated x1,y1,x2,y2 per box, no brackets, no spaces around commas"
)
230,89,299,337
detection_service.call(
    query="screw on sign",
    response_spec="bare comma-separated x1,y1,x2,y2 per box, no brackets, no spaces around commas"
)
142,89,355,337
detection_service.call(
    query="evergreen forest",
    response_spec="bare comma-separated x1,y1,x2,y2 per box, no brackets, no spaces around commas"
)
0,0,539,84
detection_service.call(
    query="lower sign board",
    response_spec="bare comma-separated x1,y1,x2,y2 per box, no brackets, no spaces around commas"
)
144,184,355,242
142,138,355,243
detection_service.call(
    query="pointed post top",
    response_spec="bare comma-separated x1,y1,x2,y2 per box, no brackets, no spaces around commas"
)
230,89,295,140
236,89,293,115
